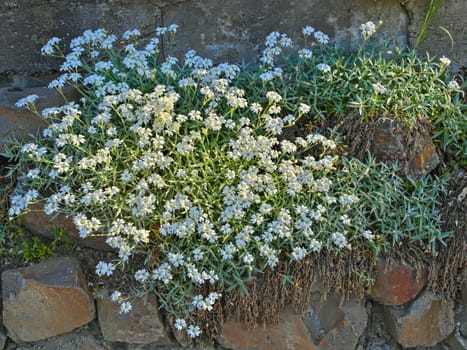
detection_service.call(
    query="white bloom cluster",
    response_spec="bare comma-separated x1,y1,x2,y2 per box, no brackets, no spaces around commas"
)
9,23,392,339
372,82,387,94
360,21,377,39
15,94,38,108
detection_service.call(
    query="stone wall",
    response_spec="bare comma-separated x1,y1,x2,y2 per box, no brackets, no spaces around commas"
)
1,256,466,349
1,0,466,87
0,1,465,349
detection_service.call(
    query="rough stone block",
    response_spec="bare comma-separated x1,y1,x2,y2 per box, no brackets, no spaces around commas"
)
2,256,95,343
0,86,80,153
0,328,6,350
303,293,368,349
171,326,193,348
371,118,439,181
96,290,173,345
369,256,427,306
444,332,467,350
2,325,105,350
217,310,316,350
383,290,455,348
456,307,467,338
21,202,112,252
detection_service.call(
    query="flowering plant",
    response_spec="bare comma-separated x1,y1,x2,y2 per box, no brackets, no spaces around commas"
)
7,23,449,338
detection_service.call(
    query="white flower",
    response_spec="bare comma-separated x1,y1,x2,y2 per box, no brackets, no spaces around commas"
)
316,63,331,73
439,56,451,66
135,269,150,282
187,325,201,338
302,26,315,36
250,102,263,114
332,232,348,248
314,31,329,45
279,34,292,47
372,82,387,94
447,80,460,89
340,214,351,225
291,247,307,261
168,252,185,267
27,168,40,179
266,91,282,103
15,94,39,108
360,21,377,39
193,248,204,260
362,230,375,240
309,239,322,252
243,253,254,264
298,48,313,60
168,24,179,33
155,26,168,36
283,114,295,124
119,301,132,314
95,261,116,276
265,31,280,47
122,29,141,40
110,291,122,302
41,37,61,55
174,318,187,330
298,103,311,114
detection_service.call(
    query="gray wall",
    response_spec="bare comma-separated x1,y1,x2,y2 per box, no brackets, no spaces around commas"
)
0,0,465,87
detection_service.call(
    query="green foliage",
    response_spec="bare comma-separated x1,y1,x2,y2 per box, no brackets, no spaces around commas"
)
285,45,466,158
4,22,459,338
21,229,68,262
416,0,446,48
337,157,449,253
0,170,69,264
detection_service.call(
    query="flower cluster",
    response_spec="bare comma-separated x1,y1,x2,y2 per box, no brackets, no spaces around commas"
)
8,22,451,338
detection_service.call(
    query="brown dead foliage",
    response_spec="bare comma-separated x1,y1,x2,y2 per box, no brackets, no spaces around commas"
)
427,170,466,300
333,113,434,170
216,245,376,335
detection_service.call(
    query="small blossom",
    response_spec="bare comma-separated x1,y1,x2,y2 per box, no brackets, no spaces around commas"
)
243,253,254,264
110,291,122,302
41,37,61,55
15,94,39,108
362,230,375,240
135,269,150,282
95,261,116,276
314,31,329,45
360,21,377,39
122,29,141,40
316,63,331,73
266,91,282,103
447,80,460,89
439,56,451,66
302,25,315,36
372,82,387,94
119,301,132,314
174,318,187,330
187,325,201,338
298,103,311,114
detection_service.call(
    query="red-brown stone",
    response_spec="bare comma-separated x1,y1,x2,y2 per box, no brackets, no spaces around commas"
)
0,86,80,153
96,290,173,345
369,256,427,306
21,202,112,251
2,256,95,342
383,290,454,348
218,310,317,350
303,293,368,349
371,118,439,181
